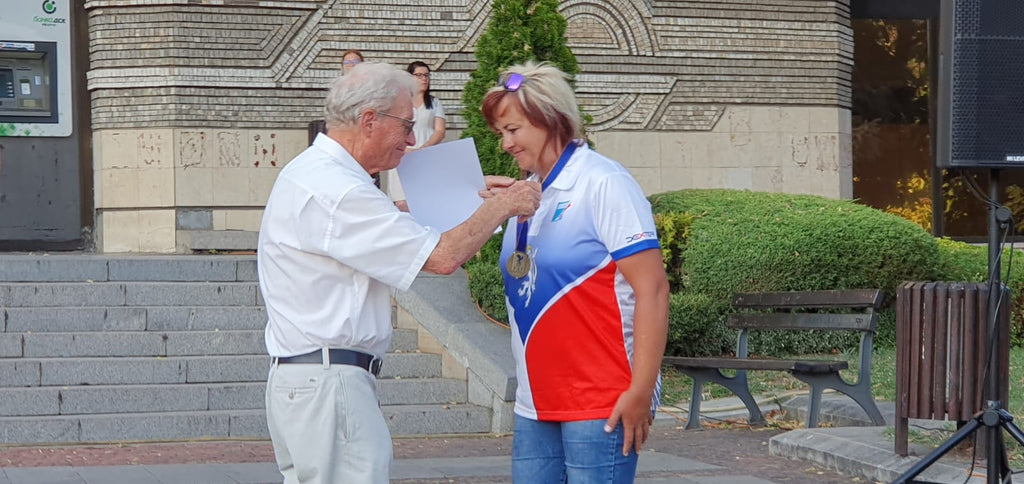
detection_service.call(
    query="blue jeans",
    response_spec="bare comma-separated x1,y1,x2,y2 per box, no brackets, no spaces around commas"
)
512,415,639,484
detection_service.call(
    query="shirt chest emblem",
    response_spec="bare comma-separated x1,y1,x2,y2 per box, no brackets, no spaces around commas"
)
551,201,572,222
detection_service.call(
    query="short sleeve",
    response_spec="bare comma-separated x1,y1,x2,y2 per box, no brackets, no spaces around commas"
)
433,98,446,119
591,172,660,261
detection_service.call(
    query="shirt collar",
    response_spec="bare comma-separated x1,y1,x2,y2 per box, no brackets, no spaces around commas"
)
544,140,587,192
312,132,375,183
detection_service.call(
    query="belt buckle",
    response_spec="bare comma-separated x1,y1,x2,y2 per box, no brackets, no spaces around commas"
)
369,356,383,376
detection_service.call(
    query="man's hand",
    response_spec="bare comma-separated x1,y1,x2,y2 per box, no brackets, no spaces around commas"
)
478,175,517,199
490,180,540,220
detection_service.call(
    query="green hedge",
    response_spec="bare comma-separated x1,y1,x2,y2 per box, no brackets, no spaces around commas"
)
649,189,940,298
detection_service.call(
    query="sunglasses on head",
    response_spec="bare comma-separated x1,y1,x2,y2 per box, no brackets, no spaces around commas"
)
501,72,524,92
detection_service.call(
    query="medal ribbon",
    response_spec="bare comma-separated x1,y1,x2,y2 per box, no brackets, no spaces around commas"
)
513,141,579,255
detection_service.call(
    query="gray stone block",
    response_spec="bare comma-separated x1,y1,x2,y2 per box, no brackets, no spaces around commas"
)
184,230,259,251
186,355,270,383
0,416,80,443
0,387,59,416
109,257,237,282
229,410,270,438
377,378,465,405
382,403,490,436
59,385,208,415
0,334,22,357
3,283,126,307
145,306,267,331
467,369,495,408
0,255,109,282
388,328,418,352
78,411,231,442
165,330,264,356
236,258,258,281
41,358,186,386
23,332,166,357
490,396,516,434
208,382,265,410
5,307,147,332
0,360,41,386
142,307,193,331
126,282,257,306
379,352,442,379
177,209,213,231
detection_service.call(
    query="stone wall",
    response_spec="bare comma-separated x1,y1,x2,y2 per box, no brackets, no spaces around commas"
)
84,0,853,252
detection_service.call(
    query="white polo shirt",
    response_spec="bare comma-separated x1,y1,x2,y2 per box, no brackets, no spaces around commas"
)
258,133,441,358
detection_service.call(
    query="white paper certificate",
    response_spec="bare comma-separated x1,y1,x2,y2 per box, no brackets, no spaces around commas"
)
395,138,486,233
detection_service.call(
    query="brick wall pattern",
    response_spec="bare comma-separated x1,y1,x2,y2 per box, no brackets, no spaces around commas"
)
83,0,853,133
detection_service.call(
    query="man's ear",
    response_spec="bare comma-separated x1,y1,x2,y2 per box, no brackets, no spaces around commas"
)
359,109,376,133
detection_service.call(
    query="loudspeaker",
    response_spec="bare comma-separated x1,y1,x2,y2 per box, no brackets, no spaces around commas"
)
937,0,1024,168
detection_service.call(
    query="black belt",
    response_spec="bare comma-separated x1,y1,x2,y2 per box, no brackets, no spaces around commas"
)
276,349,382,376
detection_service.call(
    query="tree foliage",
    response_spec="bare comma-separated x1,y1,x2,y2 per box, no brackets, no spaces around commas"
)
461,0,579,178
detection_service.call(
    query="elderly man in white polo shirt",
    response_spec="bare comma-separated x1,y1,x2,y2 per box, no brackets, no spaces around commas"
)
257,62,541,484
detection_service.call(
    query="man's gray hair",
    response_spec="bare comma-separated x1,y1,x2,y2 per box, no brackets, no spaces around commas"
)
324,62,417,129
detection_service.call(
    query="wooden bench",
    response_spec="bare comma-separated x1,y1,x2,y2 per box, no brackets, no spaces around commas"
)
664,289,886,430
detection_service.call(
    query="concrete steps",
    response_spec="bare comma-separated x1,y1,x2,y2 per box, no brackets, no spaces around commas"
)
0,254,493,444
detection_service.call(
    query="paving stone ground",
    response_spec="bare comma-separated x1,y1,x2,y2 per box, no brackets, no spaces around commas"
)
0,428,865,483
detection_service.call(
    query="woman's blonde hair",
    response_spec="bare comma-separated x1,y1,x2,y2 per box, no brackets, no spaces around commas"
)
480,61,583,150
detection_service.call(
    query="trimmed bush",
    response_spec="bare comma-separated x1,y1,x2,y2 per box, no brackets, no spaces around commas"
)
465,236,507,323
653,211,694,292
667,292,733,357
649,189,940,299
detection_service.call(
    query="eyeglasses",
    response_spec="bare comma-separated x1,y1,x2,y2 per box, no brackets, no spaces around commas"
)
501,72,524,92
376,111,415,135
412,72,430,79
342,59,362,66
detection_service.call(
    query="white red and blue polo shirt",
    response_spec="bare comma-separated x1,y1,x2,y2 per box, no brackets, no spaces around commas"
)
499,141,661,421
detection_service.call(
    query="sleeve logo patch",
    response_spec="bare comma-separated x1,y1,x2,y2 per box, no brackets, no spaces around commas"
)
625,231,657,242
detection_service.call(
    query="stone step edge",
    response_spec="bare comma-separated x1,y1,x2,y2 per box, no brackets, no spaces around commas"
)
0,403,489,422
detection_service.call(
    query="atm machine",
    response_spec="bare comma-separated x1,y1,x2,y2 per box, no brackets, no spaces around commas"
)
0,40,61,131
0,0,86,249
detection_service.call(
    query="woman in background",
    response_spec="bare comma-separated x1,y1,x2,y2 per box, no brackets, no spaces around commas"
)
405,61,446,152
340,49,363,75
384,61,448,208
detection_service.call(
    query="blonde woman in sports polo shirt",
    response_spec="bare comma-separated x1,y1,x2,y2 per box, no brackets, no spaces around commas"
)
479,61,670,484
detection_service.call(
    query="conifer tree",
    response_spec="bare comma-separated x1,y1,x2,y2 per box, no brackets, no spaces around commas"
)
461,0,580,178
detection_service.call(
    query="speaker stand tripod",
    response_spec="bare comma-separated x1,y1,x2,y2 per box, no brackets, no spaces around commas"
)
894,169,1024,484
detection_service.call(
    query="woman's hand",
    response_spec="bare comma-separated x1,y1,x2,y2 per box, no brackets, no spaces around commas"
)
605,387,654,456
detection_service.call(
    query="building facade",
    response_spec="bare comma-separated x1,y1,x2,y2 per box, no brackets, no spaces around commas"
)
10,0,858,253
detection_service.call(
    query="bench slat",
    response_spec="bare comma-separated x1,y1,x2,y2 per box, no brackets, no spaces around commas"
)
727,313,875,331
664,356,848,373
732,289,883,309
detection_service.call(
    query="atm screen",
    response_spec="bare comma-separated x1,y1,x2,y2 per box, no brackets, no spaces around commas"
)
0,68,13,98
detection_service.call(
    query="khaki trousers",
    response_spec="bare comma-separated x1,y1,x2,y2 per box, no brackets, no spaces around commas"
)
266,359,392,484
